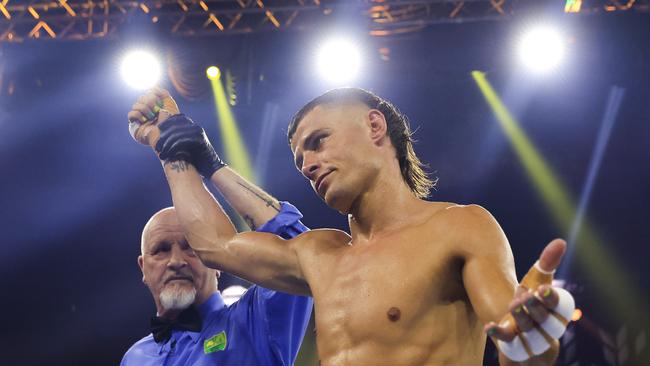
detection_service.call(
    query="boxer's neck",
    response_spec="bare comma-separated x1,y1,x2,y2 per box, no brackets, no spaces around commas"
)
348,170,422,243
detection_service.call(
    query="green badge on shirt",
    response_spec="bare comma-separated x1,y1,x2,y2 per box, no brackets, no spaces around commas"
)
204,331,227,354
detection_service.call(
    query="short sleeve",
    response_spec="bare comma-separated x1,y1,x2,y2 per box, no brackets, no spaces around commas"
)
246,201,313,365
256,201,309,239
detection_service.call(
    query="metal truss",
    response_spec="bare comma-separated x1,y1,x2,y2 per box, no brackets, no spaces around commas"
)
0,0,648,42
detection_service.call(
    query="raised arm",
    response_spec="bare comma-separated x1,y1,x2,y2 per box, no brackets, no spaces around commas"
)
209,167,281,231
127,88,311,296
130,88,284,231
453,205,561,366
163,160,310,295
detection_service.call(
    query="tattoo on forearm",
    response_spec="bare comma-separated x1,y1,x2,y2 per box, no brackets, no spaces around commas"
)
243,215,257,230
165,160,190,173
236,181,281,211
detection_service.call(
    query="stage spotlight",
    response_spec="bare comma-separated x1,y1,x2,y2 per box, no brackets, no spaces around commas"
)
316,38,361,84
120,50,161,90
517,26,565,73
206,66,221,80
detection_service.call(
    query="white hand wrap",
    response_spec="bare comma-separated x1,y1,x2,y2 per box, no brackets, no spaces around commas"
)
128,121,140,142
498,287,575,361
540,287,575,338
498,335,529,362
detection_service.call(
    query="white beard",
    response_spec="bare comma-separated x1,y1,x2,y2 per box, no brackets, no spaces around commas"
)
159,283,197,311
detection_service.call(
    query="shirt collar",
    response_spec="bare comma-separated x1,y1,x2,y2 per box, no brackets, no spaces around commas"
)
182,292,225,343
157,292,226,350
197,292,226,319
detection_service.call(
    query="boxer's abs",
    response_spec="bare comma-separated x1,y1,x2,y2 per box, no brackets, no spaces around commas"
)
306,235,486,365
312,283,485,366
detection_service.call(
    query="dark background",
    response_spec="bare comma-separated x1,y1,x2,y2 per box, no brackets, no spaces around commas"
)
1,6,649,366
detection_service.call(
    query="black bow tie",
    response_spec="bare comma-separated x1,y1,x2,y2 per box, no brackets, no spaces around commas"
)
150,306,202,343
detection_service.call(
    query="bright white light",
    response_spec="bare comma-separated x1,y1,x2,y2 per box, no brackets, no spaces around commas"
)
518,26,566,73
206,66,221,80
120,50,161,90
316,39,361,84
222,285,247,306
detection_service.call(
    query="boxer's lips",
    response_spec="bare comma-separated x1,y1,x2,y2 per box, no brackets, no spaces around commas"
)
315,169,334,196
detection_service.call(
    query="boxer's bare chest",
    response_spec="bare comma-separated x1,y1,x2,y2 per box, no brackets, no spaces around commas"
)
306,218,469,363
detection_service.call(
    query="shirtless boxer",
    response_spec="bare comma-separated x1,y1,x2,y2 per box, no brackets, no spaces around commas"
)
128,87,574,365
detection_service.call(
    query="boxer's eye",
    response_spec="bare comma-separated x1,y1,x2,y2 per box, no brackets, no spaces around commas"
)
315,137,322,147
313,134,328,150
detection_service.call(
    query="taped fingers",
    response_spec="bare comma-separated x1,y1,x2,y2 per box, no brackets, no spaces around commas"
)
538,313,567,339
521,328,551,356
497,287,575,361
128,120,157,145
498,327,553,361
551,287,575,321
539,287,574,339
128,120,140,141
537,285,559,308
525,293,549,324
511,298,535,332
497,336,530,362
520,260,554,290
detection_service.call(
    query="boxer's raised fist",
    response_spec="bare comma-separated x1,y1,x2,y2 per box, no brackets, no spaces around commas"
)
127,88,180,147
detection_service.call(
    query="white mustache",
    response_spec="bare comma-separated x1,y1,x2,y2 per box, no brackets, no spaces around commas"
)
164,273,194,284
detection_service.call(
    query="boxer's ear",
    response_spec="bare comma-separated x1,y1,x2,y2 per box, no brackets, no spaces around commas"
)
367,109,388,145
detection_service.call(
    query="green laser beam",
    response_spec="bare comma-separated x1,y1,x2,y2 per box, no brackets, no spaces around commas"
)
210,78,256,184
210,78,256,232
471,71,648,329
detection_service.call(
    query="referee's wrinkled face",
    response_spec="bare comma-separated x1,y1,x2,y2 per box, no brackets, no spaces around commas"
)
138,208,218,315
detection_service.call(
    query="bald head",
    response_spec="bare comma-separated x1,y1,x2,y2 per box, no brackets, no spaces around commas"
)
138,207,219,315
141,207,178,255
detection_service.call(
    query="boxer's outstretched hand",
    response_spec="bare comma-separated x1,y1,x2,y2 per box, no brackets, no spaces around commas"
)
127,87,180,147
485,239,575,362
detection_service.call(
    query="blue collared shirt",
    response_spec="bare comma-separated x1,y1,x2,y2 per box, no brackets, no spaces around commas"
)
121,202,312,366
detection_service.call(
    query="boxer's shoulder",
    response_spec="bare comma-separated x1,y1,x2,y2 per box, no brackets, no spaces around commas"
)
423,202,510,255
415,201,492,230
292,228,351,251
435,202,499,228
291,229,351,277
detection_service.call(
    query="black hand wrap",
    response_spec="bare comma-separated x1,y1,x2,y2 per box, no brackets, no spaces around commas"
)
155,114,227,178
